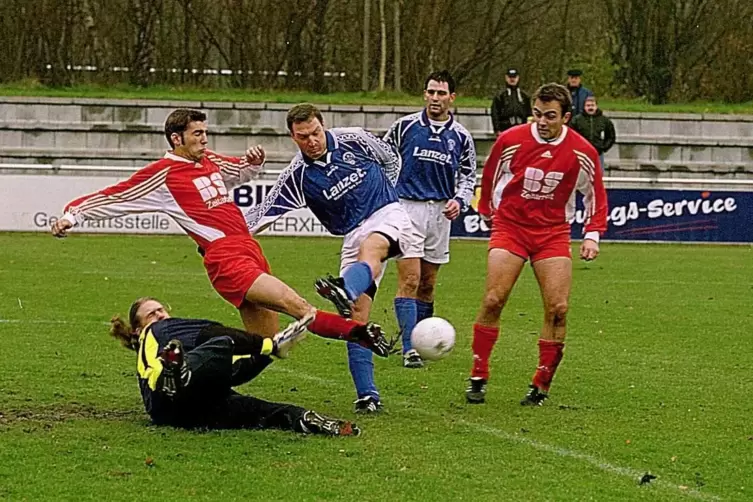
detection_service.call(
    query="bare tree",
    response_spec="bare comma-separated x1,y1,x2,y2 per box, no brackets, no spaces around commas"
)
129,0,161,86
393,0,402,91
361,0,371,91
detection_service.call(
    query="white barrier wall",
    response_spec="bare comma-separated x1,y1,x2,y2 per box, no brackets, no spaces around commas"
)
0,174,333,237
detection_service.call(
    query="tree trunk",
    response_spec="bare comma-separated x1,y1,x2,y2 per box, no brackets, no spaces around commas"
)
378,0,387,91
361,0,371,91
393,0,401,91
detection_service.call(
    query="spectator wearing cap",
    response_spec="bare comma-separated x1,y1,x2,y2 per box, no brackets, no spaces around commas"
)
566,69,594,117
570,95,616,171
491,68,532,135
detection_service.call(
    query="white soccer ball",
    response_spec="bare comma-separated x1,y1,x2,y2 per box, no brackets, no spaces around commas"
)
410,317,456,361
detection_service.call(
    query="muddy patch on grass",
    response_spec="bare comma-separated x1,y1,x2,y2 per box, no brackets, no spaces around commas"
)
0,404,142,427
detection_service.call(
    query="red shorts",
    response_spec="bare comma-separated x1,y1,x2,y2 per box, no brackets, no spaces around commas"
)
203,236,271,308
489,221,571,262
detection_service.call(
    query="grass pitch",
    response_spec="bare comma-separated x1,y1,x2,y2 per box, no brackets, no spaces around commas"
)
0,233,751,501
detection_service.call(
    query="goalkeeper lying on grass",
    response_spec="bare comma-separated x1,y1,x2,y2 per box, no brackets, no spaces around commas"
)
109,296,360,436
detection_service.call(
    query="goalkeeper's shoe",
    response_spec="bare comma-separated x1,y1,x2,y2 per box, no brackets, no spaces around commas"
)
465,377,487,404
157,339,191,397
272,309,314,359
315,275,353,318
301,410,361,437
353,396,383,415
349,322,396,358
520,384,549,406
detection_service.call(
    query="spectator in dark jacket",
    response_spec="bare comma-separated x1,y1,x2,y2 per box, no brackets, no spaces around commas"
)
491,68,532,135
566,69,593,117
570,96,616,170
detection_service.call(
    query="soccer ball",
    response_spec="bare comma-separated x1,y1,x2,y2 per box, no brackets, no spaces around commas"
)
410,317,456,361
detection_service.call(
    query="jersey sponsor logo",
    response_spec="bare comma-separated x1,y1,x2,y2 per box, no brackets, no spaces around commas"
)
322,168,367,201
412,146,452,165
541,150,553,158
193,173,232,208
521,167,563,200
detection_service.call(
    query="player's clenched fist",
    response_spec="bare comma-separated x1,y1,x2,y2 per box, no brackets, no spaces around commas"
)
51,218,73,238
245,145,266,166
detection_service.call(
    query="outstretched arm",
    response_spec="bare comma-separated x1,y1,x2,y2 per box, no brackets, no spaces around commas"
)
52,164,169,237
244,158,308,235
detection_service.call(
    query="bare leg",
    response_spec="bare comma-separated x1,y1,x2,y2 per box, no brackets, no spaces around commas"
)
416,260,441,304
526,256,572,397
469,248,526,382
396,258,420,298
476,249,526,326
238,301,279,338
531,257,572,342
358,233,391,280
244,273,315,319
239,273,316,337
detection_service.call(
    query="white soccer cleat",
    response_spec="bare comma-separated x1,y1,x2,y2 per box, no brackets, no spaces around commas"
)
272,309,315,358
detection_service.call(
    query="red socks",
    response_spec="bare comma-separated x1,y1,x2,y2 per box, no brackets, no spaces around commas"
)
471,323,499,380
307,310,361,340
532,339,565,392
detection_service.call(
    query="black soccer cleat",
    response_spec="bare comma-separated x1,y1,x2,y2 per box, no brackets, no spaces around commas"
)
520,384,549,406
353,396,383,415
315,275,353,318
157,339,192,397
301,410,361,437
465,377,487,404
349,322,397,358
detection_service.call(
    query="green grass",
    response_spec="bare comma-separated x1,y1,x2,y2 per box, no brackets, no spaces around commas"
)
2,82,753,115
1,233,752,501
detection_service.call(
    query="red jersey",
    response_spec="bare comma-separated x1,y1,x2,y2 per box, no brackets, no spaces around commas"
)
478,123,608,235
62,150,259,250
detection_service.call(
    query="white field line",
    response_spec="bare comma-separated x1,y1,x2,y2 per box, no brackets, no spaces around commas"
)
270,366,720,502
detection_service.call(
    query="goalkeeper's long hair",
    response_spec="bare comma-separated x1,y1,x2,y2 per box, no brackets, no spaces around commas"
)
109,297,158,351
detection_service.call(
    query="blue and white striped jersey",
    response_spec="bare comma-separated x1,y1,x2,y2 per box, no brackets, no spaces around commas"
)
383,109,477,210
246,127,401,236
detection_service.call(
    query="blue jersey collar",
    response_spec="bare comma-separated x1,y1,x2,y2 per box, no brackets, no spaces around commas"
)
420,109,454,133
301,130,338,165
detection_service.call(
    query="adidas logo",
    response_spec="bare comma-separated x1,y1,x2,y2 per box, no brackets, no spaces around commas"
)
541,151,553,159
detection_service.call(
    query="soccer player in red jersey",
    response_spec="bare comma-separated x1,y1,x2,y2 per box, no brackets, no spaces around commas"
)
465,83,608,406
50,109,391,357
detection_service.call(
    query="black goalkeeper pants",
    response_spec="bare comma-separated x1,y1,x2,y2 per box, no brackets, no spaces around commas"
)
150,335,307,432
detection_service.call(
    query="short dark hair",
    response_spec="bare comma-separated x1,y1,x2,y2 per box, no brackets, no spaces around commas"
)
424,70,456,94
286,103,324,132
164,109,206,148
532,83,573,116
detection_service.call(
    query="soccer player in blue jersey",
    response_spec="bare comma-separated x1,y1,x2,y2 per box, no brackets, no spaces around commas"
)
383,70,477,368
110,297,359,435
246,103,409,413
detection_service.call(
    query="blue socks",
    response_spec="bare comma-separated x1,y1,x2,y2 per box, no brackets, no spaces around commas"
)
394,297,418,353
347,342,379,400
417,300,434,322
341,262,373,301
